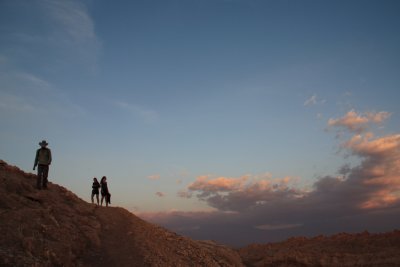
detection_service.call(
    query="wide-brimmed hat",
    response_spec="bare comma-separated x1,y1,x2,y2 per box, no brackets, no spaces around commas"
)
39,140,48,146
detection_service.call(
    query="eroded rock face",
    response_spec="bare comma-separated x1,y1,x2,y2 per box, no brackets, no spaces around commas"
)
239,231,400,267
0,160,244,267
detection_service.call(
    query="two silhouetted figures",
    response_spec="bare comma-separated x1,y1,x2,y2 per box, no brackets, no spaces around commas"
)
91,176,111,206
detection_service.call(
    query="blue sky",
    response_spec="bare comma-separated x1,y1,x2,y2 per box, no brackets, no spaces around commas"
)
1,0,400,246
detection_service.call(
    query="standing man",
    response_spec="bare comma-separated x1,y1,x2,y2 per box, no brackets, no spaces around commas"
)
33,140,52,189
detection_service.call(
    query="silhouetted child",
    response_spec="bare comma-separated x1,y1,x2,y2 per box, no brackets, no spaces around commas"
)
91,177,100,205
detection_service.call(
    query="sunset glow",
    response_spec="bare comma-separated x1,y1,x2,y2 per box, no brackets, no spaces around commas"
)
1,0,399,245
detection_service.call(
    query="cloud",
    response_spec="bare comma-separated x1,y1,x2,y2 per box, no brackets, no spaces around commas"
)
343,91,352,97
304,94,325,106
328,110,391,133
156,192,165,197
344,133,400,157
41,0,97,44
147,174,160,180
0,71,85,118
188,175,250,194
0,71,52,94
143,109,400,246
0,1,95,119
3,0,101,73
304,95,317,106
115,101,159,123
182,175,304,212
177,190,192,199
340,132,400,210
0,92,38,113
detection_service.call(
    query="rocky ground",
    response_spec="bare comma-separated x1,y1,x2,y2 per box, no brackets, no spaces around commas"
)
238,231,400,267
0,160,244,267
1,159,400,267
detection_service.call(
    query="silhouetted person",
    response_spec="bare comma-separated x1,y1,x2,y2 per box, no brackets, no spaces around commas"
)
91,177,100,205
100,176,111,207
33,140,52,189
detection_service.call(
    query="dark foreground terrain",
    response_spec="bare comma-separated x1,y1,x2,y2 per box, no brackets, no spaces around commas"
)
1,160,399,267
239,231,400,267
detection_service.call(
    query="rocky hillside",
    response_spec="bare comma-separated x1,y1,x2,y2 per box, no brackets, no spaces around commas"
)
238,231,400,267
0,160,244,267
2,160,400,267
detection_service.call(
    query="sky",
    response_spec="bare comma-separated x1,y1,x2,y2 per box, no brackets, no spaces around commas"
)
1,0,400,247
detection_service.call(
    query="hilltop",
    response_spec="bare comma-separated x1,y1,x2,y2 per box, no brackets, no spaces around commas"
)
0,160,243,266
1,160,400,267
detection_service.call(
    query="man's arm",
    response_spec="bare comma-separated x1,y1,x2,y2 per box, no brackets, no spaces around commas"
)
48,149,52,165
33,149,39,170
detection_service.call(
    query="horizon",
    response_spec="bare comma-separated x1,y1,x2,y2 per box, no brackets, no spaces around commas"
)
1,0,400,246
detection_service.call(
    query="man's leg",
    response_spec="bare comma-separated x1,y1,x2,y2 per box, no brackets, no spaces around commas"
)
42,165,49,188
37,166,43,189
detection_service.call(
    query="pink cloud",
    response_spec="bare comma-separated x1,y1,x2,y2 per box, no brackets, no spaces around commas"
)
328,110,390,133
354,142,400,209
366,111,392,123
183,115,400,212
148,174,160,180
360,189,399,209
144,109,400,246
329,111,400,210
184,175,304,212
344,133,400,157
188,175,250,193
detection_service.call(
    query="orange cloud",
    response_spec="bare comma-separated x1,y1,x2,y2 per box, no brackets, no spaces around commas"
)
182,110,400,213
366,111,392,123
329,111,400,210
344,133,400,157
187,174,297,193
184,174,304,212
188,175,250,192
360,190,399,209
140,109,400,246
328,110,390,133
148,174,160,180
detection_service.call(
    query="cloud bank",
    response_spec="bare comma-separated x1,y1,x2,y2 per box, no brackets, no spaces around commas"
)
140,110,400,246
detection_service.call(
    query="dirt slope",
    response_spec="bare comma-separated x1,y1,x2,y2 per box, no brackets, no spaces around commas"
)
238,231,400,267
0,160,244,267
2,159,400,267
